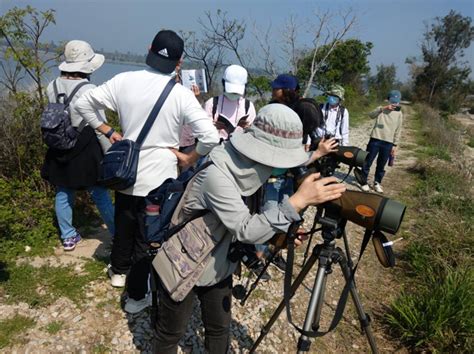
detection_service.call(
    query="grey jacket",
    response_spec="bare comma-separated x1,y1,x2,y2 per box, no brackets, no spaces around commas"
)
182,143,302,287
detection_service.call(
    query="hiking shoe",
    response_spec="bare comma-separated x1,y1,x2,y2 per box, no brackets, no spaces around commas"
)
249,261,271,282
270,254,287,273
360,184,370,192
374,182,384,193
107,264,127,288
124,294,152,314
63,234,82,251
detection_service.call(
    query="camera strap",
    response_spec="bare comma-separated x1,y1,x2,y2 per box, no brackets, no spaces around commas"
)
284,227,374,338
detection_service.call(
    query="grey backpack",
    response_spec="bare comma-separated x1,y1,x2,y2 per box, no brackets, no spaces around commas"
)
40,80,89,150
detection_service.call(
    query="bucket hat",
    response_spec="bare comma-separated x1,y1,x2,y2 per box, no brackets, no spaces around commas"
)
230,103,308,168
146,30,184,74
271,74,298,90
325,84,345,100
58,40,105,74
223,65,247,95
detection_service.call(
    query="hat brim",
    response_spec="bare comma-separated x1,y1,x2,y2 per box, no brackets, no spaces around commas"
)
58,54,105,74
230,130,310,169
146,51,178,74
224,81,245,95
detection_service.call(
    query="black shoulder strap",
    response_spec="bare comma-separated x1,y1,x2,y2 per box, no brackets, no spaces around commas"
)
212,96,219,119
244,99,250,115
136,78,176,147
337,105,345,136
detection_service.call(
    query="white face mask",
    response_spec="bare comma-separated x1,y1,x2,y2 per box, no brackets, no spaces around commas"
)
224,92,241,101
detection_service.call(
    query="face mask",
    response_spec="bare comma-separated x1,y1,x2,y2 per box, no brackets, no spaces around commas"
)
327,95,340,106
224,92,241,101
169,70,178,79
271,168,287,176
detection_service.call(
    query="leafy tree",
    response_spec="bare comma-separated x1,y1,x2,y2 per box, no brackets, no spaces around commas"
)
412,10,474,111
370,64,397,100
0,6,58,108
296,39,373,93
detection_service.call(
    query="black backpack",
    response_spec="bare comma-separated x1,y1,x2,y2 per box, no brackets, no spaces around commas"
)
40,80,89,150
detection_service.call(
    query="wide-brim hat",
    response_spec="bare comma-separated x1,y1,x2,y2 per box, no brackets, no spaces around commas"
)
58,40,105,74
325,84,345,100
230,103,309,168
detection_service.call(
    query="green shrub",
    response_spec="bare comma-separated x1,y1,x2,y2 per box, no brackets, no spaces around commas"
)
0,315,36,349
0,175,57,260
388,267,474,352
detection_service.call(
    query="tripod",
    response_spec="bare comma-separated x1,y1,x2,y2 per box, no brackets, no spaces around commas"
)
249,215,379,353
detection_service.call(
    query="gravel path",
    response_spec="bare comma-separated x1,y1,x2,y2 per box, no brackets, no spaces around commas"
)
1,113,412,353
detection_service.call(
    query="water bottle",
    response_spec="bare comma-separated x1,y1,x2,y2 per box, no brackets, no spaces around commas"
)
145,204,160,216
388,154,395,167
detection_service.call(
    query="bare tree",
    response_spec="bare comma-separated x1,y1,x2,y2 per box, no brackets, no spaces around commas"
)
301,9,357,97
180,30,225,91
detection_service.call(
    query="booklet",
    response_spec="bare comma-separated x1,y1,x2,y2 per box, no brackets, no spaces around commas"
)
217,114,249,134
181,69,208,93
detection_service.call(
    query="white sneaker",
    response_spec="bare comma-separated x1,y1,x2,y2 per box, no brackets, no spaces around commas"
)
361,184,370,192
107,265,126,288
374,182,383,193
124,294,153,314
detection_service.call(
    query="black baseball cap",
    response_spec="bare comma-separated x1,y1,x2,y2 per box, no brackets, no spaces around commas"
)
146,30,184,74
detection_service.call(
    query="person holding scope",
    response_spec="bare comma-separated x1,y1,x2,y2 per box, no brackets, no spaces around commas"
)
153,103,346,353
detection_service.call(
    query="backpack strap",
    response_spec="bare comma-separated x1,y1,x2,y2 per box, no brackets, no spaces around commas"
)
244,99,250,115
136,78,176,147
212,96,219,119
64,81,91,107
337,105,345,137
52,79,60,103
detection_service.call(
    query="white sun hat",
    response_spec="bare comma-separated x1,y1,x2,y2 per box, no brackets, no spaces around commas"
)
58,40,105,74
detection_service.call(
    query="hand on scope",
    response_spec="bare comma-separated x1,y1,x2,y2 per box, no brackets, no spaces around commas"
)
289,173,346,213
270,228,308,249
308,138,339,163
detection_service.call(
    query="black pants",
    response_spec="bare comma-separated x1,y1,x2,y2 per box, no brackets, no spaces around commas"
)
111,192,150,300
153,276,232,354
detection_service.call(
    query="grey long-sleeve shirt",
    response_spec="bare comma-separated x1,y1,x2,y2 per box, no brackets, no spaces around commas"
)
183,162,302,287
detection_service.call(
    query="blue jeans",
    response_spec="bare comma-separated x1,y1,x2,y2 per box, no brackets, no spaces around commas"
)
255,176,294,254
55,186,115,239
361,138,393,184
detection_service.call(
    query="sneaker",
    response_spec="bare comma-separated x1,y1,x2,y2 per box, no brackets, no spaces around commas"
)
248,260,271,282
107,264,127,288
361,184,370,192
374,182,384,193
124,294,152,314
270,254,287,273
63,234,82,251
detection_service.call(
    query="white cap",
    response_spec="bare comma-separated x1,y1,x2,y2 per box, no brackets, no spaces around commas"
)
222,65,248,95
58,40,105,74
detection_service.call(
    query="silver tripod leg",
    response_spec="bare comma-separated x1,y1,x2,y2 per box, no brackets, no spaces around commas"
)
338,252,379,353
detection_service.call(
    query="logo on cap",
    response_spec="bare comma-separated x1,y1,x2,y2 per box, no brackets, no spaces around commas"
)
158,48,169,57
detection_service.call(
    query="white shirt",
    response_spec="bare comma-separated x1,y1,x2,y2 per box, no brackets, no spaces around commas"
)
316,103,350,146
74,68,220,196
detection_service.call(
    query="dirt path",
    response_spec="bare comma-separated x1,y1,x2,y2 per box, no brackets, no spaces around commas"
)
0,107,418,353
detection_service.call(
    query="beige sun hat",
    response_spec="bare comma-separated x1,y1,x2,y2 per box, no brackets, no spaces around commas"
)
230,103,309,168
58,40,105,74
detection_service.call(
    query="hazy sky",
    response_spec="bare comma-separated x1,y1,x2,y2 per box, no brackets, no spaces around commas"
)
1,0,473,82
